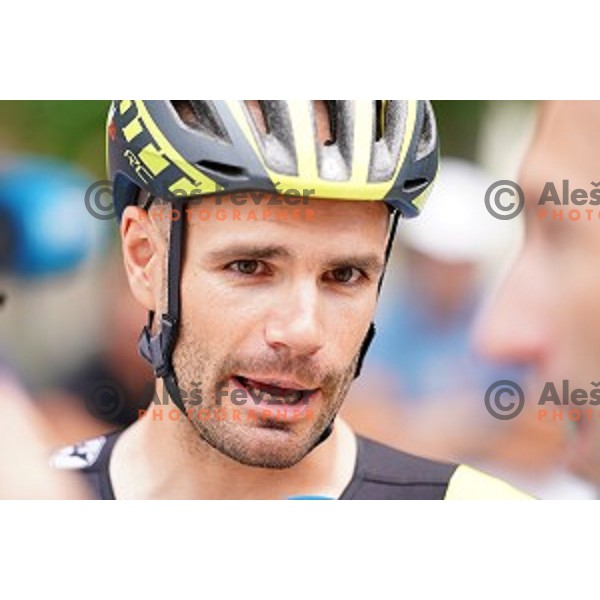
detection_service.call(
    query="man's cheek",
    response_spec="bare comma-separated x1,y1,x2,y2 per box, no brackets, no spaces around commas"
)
341,323,373,362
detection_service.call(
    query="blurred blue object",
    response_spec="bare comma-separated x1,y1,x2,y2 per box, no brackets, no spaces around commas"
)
287,495,335,500
370,289,520,402
0,157,106,277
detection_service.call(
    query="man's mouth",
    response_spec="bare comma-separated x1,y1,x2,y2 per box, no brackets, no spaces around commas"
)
232,375,318,404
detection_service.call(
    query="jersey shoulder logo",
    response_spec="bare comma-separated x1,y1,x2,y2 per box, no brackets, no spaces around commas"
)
50,436,107,470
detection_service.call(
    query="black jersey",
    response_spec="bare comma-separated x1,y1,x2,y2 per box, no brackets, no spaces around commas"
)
51,430,530,499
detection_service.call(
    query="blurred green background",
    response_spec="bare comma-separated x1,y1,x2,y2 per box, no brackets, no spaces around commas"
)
0,101,110,176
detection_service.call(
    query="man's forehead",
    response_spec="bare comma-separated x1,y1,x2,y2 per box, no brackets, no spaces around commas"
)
182,195,390,262
184,194,390,232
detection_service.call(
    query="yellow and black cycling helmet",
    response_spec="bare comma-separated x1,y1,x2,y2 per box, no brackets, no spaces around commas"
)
106,101,439,448
108,100,438,220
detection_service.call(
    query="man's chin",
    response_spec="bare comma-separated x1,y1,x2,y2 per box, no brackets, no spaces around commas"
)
193,421,325,469
229,437,311,470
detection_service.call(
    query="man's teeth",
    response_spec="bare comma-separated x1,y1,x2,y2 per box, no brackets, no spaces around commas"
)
246,383,304,403
238,377,305,403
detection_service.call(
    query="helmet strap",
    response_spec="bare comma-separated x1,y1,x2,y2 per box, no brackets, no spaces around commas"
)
138,199,187,414
352,207,401,379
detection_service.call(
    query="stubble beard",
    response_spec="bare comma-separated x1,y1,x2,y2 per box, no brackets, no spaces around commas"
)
170,324,358,469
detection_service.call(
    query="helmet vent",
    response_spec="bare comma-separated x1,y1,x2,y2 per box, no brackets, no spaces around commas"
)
313,101,337,146
415,101,436,160
242,101,298,176
402,177,429,193
245,101,269,135
170,101,229,141
375,100,386,141
368,101,408,182
314,100,353,181
196,160,247,179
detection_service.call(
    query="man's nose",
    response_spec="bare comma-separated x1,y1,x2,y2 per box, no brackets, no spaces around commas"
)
473,248,552,369
264,281,325,358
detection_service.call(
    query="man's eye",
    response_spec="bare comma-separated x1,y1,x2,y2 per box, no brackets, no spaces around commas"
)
229,260,263,275
328,267,362,284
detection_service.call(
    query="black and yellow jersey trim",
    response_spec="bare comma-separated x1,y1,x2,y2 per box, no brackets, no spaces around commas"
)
341,436,530,500
51,431,532,500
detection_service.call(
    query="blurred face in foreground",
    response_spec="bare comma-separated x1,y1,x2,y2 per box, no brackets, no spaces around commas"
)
477,101,600,482
123,195,389,469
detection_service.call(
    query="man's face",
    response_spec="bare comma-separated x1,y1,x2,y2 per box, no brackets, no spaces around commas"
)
156,196,389,468
476,101,600,481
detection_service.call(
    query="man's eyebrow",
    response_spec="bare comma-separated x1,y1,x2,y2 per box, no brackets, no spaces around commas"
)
206,245,384,272
325,254,384,273
206,244,294,263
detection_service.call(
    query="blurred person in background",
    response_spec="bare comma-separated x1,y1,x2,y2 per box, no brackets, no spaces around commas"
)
0,372,87,498
341,158,551,463
0,156,97,497
476,100,600,498
0,155,106,386
0,156,151,447
36,250,154,444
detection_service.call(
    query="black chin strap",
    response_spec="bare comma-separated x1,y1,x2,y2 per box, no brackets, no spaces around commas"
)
138,198,187,415
353,207,401,379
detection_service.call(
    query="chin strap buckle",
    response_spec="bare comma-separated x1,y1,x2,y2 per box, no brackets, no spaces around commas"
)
138,313,178,379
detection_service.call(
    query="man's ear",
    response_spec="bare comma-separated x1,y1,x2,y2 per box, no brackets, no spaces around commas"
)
120,206,165,312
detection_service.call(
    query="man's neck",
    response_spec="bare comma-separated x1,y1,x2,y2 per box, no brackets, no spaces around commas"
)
109,382,357,500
